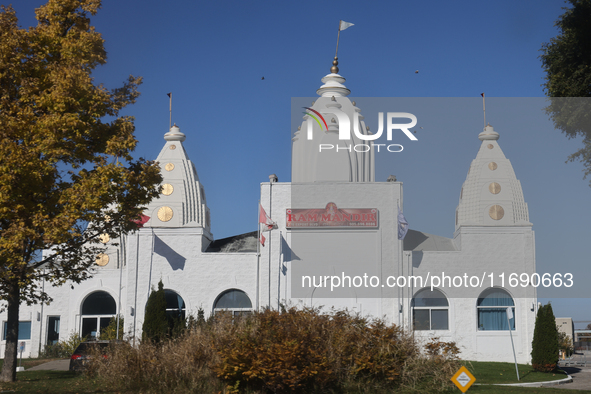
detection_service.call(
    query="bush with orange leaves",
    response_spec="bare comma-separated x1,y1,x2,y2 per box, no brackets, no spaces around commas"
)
90,307,460,393
213,306,459,393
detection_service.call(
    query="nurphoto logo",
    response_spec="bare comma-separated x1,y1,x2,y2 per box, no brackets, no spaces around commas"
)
303,106,418,153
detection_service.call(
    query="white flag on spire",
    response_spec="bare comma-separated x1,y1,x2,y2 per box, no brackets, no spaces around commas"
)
339,20,354,31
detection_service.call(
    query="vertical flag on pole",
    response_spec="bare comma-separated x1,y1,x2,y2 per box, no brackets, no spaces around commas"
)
398,207,409,240
259,203,275,246
259,203,275,230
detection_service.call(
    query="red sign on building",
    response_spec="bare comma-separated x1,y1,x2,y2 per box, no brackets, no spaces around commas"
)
286,202,378,228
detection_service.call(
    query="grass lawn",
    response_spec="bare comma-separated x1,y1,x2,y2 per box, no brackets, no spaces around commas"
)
0,357,62,369
470,386,591,393
461,361,591,394
0,370,116,394
465,361,569,384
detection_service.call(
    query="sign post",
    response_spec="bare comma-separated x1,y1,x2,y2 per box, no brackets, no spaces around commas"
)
451,366,475,392
18,341,25,369
507,306,520,380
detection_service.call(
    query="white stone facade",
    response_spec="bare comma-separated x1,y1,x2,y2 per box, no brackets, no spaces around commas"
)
0,69,537,365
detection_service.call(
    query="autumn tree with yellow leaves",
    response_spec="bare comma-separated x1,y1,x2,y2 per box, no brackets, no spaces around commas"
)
0,0,161,381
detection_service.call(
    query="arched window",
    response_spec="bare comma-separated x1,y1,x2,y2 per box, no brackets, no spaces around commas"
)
164,290,186,320
477,288,515,331
81,291,116,339
213,289,253,317
412,288,449,330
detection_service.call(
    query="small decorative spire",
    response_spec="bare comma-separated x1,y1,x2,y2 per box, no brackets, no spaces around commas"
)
331,57,339,74
478,124,499,141
164,123,186,142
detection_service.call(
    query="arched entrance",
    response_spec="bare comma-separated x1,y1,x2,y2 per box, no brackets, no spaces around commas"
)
80,291,116,339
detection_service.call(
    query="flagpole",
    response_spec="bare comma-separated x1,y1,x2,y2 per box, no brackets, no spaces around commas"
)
147,227,155,300
397,200,402,328
332,20,354,74
268,181,273,309
335,20,342,59
116,231,123,340
278,230,282,309
256,200,261,311
507,308,520,380
481,93,486,128
132,232,140,347
168,92,172,130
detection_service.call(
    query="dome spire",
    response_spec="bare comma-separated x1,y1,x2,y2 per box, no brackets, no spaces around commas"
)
331,20,354,74
478,123,499,141
455,124,529,230
164,123,186,142
331,57,339,74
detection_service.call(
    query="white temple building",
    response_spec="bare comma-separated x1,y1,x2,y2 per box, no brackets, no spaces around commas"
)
0,63,538,364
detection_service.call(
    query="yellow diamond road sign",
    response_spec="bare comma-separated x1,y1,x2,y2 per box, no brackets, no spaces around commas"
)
451,366,476,392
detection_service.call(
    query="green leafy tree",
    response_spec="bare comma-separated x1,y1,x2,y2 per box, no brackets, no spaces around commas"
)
100,315,124,341
540,0,591,184
531,303,559,372
0,0,161,382
558,330,574,358
143,280,168,343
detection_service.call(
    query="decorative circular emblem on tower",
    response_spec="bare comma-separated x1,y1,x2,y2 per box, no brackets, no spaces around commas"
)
487,144,494,149
165,163,175,171
169,145,176,150
489,205,504,220
96,253,109,266
489,182,501,194
99,233,110,244
161,183,174,196
488,162,497,171
157,206,174,222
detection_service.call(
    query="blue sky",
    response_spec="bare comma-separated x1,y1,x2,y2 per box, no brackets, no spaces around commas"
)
9,0,590,327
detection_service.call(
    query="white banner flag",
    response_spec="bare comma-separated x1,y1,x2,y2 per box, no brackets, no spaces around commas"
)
339,20,354,31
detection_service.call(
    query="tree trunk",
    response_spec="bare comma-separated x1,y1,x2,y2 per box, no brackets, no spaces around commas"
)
0,283,20,382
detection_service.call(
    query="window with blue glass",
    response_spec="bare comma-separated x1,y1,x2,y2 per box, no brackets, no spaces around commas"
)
2,321,32,340
477,288,515,331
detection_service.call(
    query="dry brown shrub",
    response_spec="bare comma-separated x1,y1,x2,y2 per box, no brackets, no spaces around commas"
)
91,308,460,393
213,307,459,393
212,307,336,393
88,322,225,393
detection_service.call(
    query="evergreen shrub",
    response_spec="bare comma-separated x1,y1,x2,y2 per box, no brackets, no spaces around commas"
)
531,303,559,372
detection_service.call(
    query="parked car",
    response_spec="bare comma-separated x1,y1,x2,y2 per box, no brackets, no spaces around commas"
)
69,340,112,371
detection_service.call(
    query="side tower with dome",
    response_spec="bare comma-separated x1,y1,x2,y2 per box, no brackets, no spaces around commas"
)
403,123,537,363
